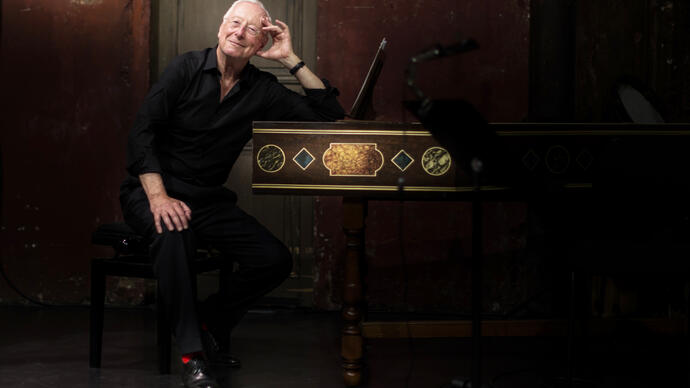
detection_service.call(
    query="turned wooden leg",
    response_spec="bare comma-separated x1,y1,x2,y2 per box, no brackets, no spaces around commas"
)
342,197,366,386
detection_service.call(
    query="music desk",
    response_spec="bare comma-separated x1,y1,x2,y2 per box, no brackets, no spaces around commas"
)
251,120,690,386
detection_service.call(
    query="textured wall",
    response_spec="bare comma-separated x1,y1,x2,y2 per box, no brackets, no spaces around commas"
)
313,0,531,312
312,0,690,314
575,0,690,122
317,0,530,123
0,0,150,304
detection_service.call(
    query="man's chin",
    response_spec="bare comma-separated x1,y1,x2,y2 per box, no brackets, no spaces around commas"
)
220,46,241,58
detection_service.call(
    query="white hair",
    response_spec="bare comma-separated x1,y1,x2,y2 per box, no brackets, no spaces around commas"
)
223,0,271,22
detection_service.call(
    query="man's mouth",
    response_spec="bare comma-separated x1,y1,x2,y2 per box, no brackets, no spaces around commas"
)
228,40,246,48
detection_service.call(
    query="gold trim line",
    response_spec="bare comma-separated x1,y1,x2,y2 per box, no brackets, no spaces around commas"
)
563,183,593,189
252,183,511,192
254,129,432,136
497,130,690,136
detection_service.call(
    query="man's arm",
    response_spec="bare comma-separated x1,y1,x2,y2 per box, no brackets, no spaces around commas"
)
126,55,187,178
257,19,325,90
277,51,325,90
126,55,193,234
139,173,192,234
256,18,345,122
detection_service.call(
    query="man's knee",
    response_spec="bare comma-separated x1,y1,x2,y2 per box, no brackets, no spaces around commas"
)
150,229,196,270
151,228,194,249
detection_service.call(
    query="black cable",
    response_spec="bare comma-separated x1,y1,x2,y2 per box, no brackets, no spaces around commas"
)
0,262,55,307
0,256,132,309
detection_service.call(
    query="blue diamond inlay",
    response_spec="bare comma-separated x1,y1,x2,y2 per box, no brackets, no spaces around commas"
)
293,148,315,170
392,150,414,171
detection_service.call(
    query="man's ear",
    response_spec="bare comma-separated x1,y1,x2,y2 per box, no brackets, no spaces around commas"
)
217,22,224,41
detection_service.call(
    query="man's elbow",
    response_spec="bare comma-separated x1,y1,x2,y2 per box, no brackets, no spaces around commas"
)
321,104,346,122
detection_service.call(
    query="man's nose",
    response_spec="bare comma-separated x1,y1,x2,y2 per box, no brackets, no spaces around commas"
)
234,23,247,38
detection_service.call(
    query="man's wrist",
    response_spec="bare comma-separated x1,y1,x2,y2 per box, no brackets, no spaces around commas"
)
280,53,301,70
289,61,305,75
138,172,168,200
148,191,167,200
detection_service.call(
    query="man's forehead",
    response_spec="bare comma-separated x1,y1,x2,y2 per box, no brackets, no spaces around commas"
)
227,2,267,21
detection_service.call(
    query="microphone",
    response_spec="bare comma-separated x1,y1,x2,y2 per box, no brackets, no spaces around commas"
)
410,39,479,63
440,39,479,57
406,39,479,105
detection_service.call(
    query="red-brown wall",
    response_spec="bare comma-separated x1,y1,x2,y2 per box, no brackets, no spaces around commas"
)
317,0,529,123
0,0,530,309
1,1,686,314
0,0,149,304
313,0,531,311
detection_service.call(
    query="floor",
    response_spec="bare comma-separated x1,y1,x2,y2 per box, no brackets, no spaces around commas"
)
0,306,687,388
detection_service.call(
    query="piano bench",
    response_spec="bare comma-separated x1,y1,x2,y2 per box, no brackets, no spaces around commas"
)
89,222,231,374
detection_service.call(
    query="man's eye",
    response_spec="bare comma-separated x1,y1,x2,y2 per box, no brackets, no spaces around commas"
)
231,20,241,26
247,26,259,35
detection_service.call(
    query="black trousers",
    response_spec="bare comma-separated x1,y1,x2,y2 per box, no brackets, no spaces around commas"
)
120,176,292,354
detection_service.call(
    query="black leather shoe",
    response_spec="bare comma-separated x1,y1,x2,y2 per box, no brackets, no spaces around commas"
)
210,351,241,368
182,358,220,388
201,329,242,368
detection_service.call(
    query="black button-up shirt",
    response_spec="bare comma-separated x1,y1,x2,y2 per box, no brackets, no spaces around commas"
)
126,47,344,187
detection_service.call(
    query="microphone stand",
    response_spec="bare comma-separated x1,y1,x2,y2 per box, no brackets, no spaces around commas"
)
405,39,487,388
470,156,484,388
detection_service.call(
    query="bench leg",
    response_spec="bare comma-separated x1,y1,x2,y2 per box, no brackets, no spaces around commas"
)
89,260,106,368
156,286,172,374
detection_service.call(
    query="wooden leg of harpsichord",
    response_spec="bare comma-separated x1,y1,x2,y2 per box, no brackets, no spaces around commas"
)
342,197,366,386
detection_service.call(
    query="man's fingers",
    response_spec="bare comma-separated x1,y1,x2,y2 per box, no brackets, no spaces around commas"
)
150,197,191,233
161,212,175,232
274,19,288,29
180,202,192,221
154,214,163,234
171,202,189,229
261,25,282,36
169,211,184,231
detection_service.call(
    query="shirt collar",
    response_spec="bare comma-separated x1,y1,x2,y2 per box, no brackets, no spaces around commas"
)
203,47,219,72
204,46,255,87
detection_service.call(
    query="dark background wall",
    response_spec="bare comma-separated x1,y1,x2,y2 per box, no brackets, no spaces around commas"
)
0,0,150,304
0,0,688,316
312,0,531,312
311,0,690,313
575,0,689,122
317,0,530,123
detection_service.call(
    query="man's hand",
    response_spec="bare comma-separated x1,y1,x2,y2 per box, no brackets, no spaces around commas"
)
256,18,326,90
256,19,297,66
149,193,192,234
139,172,192,234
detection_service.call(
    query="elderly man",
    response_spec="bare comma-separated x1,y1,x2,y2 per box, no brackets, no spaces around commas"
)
119,1,344,387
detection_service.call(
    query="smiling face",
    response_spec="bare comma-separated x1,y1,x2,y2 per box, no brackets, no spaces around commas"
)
217,1,268,62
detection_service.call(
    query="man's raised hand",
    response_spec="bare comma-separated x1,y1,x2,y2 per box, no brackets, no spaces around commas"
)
256,18,296,64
